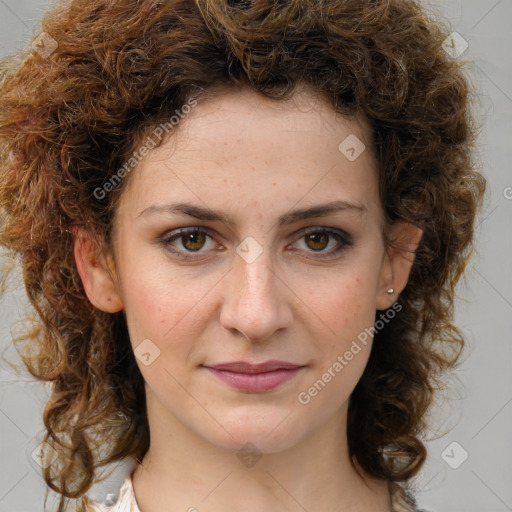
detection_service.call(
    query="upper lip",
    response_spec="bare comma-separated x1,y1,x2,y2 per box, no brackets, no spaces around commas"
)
205,360,304,373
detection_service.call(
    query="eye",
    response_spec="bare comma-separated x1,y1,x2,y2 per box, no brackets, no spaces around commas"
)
159,227,219,259
290,228,353,258
158,226,353,261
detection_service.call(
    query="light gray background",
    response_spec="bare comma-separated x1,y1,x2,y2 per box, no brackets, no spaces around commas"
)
0,0,511,511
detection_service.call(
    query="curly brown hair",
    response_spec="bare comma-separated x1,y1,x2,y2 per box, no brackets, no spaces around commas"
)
0,0,485,510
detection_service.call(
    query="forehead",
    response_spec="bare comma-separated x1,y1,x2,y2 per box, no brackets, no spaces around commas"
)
116,85,380,222
172,85,373,155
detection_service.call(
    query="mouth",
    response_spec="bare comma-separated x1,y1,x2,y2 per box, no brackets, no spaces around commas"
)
202,360,306,393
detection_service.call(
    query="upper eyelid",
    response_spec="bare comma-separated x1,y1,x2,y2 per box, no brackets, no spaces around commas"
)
162,225,349,238
161,226,351,250
299,226,351,239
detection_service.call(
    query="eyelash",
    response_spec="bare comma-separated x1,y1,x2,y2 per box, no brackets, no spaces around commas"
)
158,226,353,261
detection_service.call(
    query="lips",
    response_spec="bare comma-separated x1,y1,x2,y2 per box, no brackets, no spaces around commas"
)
203,360,305,392
207,360,303,373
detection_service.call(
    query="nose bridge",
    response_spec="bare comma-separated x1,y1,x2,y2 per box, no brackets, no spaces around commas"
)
220,239,292,341
233,241,278,309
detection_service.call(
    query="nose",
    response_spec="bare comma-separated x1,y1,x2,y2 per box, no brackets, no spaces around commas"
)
219,243,293,343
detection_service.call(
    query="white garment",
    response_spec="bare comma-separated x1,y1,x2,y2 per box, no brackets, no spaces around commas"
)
88,476,141,512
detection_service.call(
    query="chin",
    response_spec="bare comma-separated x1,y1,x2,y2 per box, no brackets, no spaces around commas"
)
198,407,307,455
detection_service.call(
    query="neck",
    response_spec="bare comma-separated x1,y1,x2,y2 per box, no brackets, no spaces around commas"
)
131,392,391,512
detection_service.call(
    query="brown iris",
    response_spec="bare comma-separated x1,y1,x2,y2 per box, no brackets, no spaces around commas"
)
181,232,207,251
304,232,329,251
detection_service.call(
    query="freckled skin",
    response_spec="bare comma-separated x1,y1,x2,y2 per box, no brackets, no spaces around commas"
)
103,86,411,511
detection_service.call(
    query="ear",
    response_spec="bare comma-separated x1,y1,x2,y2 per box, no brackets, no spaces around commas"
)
72,226,123,313
376,221,423,310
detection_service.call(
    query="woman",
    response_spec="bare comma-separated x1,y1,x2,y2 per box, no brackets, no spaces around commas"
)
0,0,485,511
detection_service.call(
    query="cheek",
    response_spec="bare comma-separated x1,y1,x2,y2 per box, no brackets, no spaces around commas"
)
119,270,206,392
116,256,176,343
118,255,218,351
300,273,377,411
306,270,379,344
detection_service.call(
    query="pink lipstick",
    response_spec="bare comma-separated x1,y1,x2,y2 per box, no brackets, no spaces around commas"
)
203,360,305,392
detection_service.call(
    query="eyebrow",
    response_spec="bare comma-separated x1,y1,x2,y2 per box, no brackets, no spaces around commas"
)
138,199,366,226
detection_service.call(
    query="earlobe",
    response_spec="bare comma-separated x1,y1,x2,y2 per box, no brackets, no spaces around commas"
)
72,227,123,313
377,221,423,310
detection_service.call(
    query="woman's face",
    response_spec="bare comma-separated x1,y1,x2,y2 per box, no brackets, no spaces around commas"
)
87,86,416,454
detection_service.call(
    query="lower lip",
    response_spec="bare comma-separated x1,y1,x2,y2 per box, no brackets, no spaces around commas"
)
205,367,303,392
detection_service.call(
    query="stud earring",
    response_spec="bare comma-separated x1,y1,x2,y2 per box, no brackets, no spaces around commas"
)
386,288,395,294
